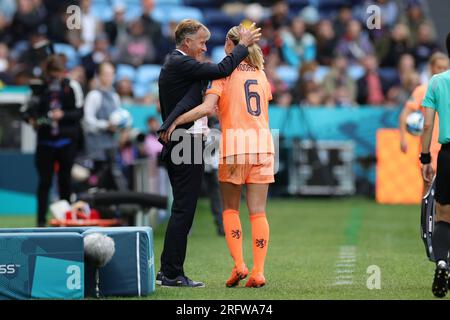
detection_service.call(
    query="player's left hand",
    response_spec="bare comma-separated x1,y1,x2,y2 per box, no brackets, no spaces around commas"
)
421,163,434,183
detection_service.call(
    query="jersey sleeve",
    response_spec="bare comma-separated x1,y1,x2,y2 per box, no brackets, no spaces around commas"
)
205,78,226,97
422,77,438,110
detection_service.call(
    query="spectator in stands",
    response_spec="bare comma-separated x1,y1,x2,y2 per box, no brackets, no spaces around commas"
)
398,53,416,77
357,55,387,105
385,70,420,107
299,5,320,32
10,0,46,45
323,55,356,104
335,20,374,65
315,19,338,66
68,65,87,93
0,0,16,21
0,13,10,44
115,78,136,105
17,32,49,78
411,22,440,70
301,88,325,107
143,116,162,160
80,0,101,51
280,17,316,68
47,7,72,44
258,19,282,58
333,5,353,40
292,61,320,105
400,0,435,47
140,0,163,63
268,0,291,30
0,42,12,85
158,21,177,64
116,19,157,67
0,42,9,73
379,24,411,68
81,33,112,81
83,62,122,171
104,2,128,47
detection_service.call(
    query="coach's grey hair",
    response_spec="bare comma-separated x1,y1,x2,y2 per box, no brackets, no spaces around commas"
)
175,19,211,47
84,233,115,268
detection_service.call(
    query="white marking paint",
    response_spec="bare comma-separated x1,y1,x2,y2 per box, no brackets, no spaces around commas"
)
333,245,357,286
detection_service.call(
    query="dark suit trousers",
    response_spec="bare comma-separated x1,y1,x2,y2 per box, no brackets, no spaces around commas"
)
160,134,205,278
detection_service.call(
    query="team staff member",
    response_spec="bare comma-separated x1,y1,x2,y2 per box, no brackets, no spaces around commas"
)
25,55,84,227
421,33,450,298
399,52,449,179
162,25,274,288
157,19,261,287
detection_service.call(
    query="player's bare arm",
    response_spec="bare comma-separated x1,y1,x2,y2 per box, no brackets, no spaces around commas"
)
160,94,219,143
421,107,436,183
399,106,414,153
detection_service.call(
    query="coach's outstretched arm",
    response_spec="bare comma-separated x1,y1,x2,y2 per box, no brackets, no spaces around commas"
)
159,94,219,143
178,23,261,80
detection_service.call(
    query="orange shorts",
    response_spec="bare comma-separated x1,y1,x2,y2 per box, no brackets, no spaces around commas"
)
218,153,275,185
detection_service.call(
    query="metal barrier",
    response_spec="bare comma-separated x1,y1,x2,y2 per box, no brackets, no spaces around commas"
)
132,157,171,228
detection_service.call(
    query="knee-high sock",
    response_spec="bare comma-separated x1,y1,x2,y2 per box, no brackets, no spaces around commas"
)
223,209,244,267
250,213,270,274
432,221,450,263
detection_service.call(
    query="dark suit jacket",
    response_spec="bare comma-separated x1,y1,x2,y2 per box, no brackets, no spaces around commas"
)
158,45,249,134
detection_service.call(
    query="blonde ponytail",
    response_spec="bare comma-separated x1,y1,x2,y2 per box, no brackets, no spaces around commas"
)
227,26,264,70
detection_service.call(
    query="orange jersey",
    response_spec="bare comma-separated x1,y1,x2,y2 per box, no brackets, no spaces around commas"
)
206,63,274,158
405,84,440,169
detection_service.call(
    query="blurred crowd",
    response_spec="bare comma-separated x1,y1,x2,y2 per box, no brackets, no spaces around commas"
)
0,0,443,109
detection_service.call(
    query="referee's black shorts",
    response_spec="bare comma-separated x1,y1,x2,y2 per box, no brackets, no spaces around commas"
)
436,143,450,205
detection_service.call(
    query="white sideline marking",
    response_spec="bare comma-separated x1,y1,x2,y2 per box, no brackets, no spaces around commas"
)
333,245,357,286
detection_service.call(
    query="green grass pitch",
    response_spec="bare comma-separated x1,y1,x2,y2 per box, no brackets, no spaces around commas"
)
0,198,439,299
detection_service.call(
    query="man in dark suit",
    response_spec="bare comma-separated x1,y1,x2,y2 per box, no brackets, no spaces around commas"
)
157,19,261,287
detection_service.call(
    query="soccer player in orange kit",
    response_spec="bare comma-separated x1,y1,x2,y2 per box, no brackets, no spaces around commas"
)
160,25,274,288
399,52,449,184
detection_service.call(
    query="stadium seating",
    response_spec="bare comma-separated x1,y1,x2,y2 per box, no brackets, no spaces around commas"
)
116,64,137,82
276,65,299,88
211,46,226,63
136,64,161,84
91,2,114,21
53,43,80,70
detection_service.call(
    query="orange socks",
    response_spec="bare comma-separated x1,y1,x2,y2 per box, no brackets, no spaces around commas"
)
223,210,270,276
223,209,244,267
250,213,269,275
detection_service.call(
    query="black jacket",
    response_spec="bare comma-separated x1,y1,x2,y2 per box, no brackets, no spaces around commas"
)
158,44,248,133
24,78,84,142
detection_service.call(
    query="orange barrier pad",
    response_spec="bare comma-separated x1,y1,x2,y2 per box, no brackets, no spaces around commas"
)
376,129,422,204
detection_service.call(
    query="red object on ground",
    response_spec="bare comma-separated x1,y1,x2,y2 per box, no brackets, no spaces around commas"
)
49,218,122,227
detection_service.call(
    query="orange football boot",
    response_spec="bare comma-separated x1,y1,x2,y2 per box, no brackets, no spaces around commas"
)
226,264,249,287
245,273,266,288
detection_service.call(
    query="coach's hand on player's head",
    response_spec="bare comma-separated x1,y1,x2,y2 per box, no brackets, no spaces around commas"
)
238,22,261,47
422,163,435,184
